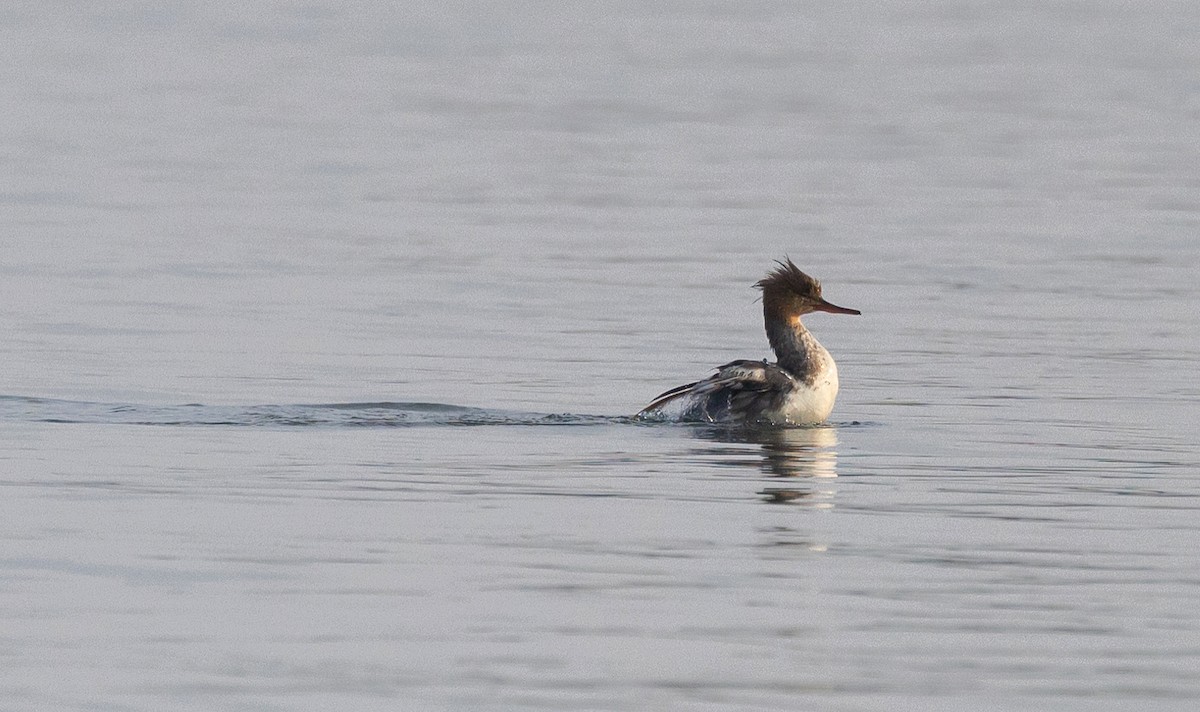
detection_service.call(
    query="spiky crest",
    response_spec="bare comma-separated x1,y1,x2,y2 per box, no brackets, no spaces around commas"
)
754,257,823,301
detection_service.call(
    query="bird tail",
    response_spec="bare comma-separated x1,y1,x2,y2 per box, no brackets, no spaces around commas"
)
636,381,700,417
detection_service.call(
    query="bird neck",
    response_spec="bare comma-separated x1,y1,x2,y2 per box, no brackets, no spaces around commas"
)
764,315,824,382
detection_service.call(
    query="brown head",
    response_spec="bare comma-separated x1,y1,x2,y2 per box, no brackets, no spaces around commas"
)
755,258,860,321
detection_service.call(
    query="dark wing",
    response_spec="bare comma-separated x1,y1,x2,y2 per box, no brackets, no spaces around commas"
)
638,360,797,422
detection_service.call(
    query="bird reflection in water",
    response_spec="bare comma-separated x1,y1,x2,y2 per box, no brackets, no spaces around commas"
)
689,424,839,506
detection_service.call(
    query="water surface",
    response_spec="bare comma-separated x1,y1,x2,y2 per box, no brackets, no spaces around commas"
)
3,1,1200,710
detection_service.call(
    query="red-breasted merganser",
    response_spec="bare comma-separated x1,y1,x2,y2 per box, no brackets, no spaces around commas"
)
638,259,860,425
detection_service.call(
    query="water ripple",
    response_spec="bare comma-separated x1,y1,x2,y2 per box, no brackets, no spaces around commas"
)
0,395,628,428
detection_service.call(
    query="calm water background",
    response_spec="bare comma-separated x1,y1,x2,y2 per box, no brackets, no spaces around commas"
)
3,1,1200,710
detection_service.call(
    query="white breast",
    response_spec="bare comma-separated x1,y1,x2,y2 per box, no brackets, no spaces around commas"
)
777,347,840,425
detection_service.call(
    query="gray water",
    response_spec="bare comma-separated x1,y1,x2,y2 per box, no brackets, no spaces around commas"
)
3,2,1200,710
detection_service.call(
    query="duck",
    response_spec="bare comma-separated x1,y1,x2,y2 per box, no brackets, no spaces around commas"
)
638,258,859,425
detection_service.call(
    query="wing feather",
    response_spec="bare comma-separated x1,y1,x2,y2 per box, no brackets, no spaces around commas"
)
638,360,797,422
